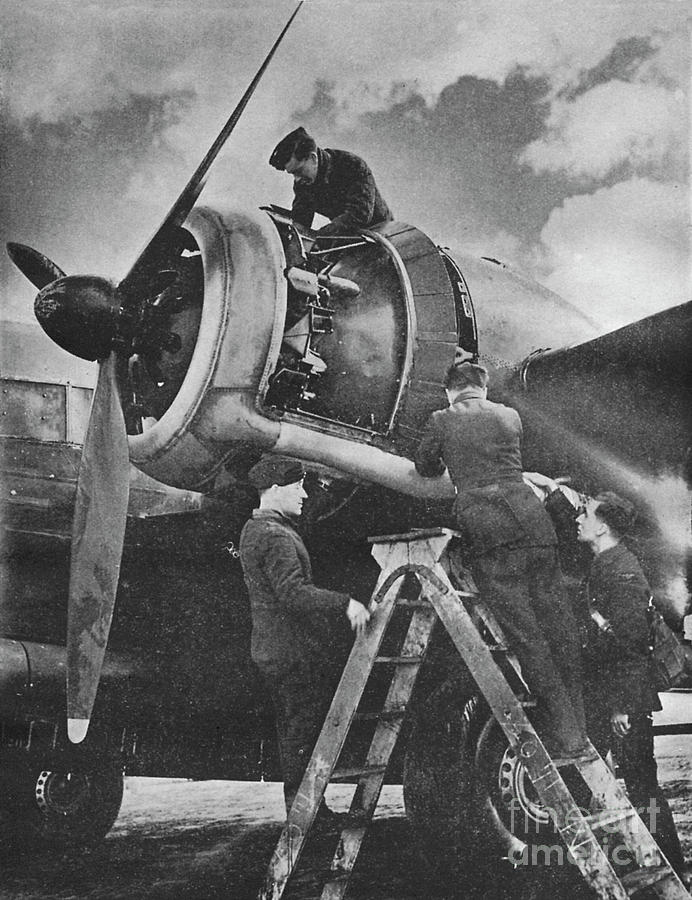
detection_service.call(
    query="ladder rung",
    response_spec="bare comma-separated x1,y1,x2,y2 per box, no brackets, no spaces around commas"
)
331,765,388,782
622,865,676,894
374,655,422,664
552,754,599,768
354,707,407,722
394,599,431,609
454,590,478,599
319,871,350,884
585,808,638,831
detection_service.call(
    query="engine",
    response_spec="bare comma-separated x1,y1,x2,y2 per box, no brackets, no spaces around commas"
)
123,204,594,500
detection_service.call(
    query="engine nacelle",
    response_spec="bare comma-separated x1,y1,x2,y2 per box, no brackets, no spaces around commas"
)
125,205,597,500
127,206,461,497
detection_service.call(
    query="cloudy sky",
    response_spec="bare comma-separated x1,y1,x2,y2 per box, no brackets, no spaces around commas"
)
1,0,689,333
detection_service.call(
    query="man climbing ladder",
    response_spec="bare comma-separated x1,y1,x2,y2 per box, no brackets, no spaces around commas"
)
258,529,689,900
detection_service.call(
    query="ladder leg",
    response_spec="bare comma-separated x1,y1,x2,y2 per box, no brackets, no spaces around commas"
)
419,564,636,898
422,560,689,899
258,565,405,900
321,603,438,900
580,754,660,867
575,754,690,898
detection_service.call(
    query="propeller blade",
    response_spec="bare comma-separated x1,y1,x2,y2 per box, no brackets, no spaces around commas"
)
118,0,304,300
6,242,65,289
67,353,129,743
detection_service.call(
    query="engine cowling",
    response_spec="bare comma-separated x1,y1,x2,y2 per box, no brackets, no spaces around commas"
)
127,206,462,497
125,205,597,500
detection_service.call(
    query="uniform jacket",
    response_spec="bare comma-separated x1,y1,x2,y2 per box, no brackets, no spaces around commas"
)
415,394,556,556
291,148,392,236
579,542,661,716
239,509,350,677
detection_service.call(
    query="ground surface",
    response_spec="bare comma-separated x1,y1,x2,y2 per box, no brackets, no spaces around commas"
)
0,695,690,900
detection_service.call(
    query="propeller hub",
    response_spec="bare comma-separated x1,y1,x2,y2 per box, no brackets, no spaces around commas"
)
34,275,121,361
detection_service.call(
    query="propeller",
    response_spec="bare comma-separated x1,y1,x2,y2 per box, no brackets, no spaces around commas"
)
6,246,130,743
6,243,65,289
5,1,304,743
65,353,129,744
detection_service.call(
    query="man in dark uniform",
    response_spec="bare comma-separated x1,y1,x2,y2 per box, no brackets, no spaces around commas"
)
415,361,587,757
239,456,370,820
576,492,685,875
269,126,393,237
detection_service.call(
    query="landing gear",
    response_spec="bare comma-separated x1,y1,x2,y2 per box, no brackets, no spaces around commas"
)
403,677,561,898
0,746,124,851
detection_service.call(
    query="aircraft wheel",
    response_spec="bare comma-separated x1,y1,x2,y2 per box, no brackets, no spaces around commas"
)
403,678,563,898
0,748,124,851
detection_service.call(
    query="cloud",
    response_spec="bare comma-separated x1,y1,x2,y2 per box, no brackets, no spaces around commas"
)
521,80,687,181
564,36,659,99
1,3,258,121
5,2,687,125
537,179,689,331
1,0,687,336
0,90,196,318
285,69,557,251
518,27,688,183
640,27,691,85
430,1,688,86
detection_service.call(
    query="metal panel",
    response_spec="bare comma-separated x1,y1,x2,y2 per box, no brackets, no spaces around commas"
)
0,380,66,441
411,339,458,382
65,385,93,444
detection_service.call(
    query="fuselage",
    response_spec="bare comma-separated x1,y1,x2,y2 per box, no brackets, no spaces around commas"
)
1,205,689,778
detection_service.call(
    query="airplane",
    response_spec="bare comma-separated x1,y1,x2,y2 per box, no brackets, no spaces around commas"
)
1,0,690,889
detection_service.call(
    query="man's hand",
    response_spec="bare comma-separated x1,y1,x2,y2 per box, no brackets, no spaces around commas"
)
523,471,560,494
346,598,370,636
611,711,631,737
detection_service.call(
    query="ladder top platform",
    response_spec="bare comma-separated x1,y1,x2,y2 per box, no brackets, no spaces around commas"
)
367,527,463,544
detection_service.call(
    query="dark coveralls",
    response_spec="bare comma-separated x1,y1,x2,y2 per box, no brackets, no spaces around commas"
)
291,147,392,237
415,393,586,754
239,509,350,813
578,542,684,874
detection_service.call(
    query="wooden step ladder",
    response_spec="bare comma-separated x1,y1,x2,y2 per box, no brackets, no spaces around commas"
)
258,529,689,900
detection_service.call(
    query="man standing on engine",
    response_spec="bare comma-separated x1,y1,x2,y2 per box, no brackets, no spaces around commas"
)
269,126,392,237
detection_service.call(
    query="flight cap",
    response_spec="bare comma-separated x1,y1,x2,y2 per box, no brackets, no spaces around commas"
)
446,361,489,389
248,456,305,491
269,126,311,169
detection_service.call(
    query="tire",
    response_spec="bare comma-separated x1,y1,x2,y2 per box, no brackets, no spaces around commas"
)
0,745,124,852
403,677,570,899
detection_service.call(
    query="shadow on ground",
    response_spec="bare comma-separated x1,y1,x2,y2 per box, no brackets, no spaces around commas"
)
0,818,437,900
